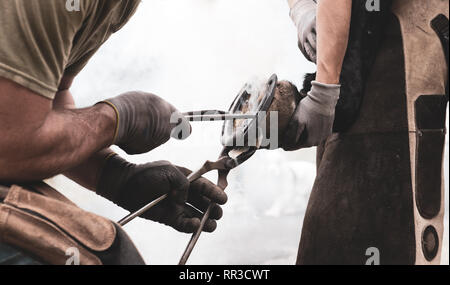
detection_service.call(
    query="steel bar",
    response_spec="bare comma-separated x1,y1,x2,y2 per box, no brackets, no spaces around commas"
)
118,194,168,226
178,203,214,265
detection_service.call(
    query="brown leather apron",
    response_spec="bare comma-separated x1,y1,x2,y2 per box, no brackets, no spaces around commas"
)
297,0,448,265
392,0,448,265
0,182,117,265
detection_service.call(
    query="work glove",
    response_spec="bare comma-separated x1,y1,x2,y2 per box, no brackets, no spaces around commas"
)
290,0,318,63
282,81,340,150
100,91,191,155
97,154,228,233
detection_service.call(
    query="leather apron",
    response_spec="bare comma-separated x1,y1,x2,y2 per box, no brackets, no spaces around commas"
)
0,182,145,265
297,0,448,265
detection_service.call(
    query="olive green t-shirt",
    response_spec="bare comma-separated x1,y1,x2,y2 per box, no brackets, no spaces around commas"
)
0,0,141,99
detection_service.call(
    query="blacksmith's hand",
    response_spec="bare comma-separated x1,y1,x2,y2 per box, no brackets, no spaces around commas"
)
289,0,318,63
99,91,191,155
282,81,340,150
97,155,227,233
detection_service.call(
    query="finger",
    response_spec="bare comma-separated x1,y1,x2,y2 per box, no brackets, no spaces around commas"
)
202,219,218,233
176,205,218,233
310,52,317,64
304,43,316,64
208,204,223,220
166,166,190,204
282,117,301,150
298,42,310,62
190,178,228,205
174,216,201,234
176,166,228,206
188,193,224,220
173,205,201,233
308,31,317,51
284,123,306,151
297,126,310,148
186,204,218,232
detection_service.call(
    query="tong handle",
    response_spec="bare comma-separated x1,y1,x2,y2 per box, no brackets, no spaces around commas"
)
118,157,234,226
178,169,230,265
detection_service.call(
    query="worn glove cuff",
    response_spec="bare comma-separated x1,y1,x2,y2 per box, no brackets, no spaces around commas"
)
98,96,137,147
302,81,341,116
98,101,121,145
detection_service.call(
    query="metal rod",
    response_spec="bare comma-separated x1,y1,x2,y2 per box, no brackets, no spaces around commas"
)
178,203,214,265
184,113,256,121
117,166,210,226
118,194,168,226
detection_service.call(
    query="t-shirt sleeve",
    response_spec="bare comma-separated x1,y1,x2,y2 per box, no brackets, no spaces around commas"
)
0,0,86,99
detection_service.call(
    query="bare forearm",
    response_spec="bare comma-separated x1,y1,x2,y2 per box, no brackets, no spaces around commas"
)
0,104,116,182
64,148,115,191
316,0,352,84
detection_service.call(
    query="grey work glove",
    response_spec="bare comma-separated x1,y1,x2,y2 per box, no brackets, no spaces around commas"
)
282,81,340,150
97,155,228,233
290,0,318,63
100,91,191,155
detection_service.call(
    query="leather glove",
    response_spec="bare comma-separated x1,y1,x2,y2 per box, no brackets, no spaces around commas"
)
282,81,340,150
290,0,318,63
97,154,228,233
100,91,191,155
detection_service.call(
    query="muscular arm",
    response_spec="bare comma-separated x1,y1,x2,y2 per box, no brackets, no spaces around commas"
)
0,76,116,183
315,0,352,84
53,76,115,191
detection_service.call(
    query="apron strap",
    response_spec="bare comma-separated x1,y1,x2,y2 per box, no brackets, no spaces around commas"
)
431,14,450,101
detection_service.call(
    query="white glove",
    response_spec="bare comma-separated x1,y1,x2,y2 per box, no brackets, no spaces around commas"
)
282,81,340,150
289,0,318,63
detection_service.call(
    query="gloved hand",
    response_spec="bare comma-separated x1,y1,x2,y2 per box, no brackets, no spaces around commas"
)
97,154,228,233
289,0,318,63
282,81,340,150
100,91,191,155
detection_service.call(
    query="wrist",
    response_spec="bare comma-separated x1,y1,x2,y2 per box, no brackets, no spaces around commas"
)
94,102,118,146
303,81,340,116
96,154,136,203
316,61,342,84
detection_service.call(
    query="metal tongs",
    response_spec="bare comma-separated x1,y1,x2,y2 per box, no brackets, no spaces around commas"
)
118,146,256,264
117,74,278,265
